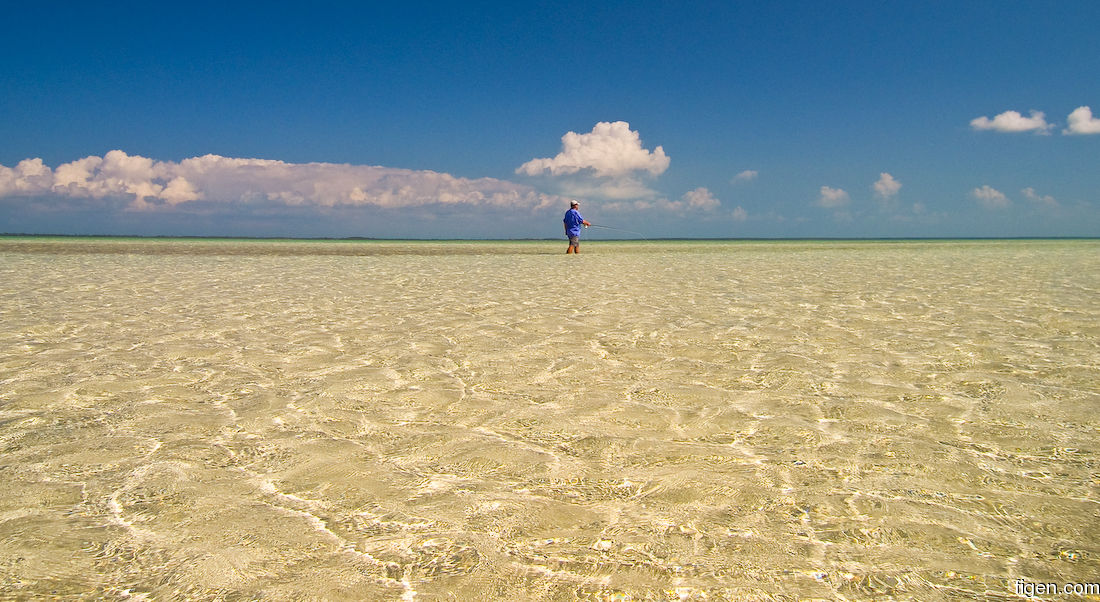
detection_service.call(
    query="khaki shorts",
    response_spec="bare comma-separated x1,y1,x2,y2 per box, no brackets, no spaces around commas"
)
568,235,580,246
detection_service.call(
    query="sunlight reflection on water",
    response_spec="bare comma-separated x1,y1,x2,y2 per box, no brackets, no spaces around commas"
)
1,238,1097,599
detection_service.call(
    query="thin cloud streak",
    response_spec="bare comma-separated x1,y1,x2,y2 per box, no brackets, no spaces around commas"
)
732,170,758,183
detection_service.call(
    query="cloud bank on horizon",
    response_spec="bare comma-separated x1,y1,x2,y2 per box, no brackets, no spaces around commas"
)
0,151,562,213
0,122,721,219
0,110,1091,237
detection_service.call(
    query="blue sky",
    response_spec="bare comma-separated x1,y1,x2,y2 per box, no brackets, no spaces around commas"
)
1,1,1098,238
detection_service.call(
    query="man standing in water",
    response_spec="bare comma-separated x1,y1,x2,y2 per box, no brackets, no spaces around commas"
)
563,200,591,254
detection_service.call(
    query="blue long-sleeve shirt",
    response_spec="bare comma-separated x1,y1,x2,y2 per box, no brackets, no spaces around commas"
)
564,208,585,236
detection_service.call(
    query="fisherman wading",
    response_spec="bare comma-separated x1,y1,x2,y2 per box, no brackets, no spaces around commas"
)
563,200,591,254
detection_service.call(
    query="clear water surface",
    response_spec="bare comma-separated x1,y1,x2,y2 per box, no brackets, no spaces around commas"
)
1,238,1097,600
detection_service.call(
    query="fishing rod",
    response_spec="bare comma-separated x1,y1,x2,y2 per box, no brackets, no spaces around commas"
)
586,224,649,240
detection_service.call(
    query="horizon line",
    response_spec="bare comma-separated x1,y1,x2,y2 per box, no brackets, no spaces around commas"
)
2,233,1098,243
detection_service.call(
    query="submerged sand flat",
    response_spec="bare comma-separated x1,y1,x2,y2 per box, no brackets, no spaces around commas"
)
1,238,1097,600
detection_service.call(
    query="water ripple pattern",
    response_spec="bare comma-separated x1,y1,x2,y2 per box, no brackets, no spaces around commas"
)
1,238,1097,600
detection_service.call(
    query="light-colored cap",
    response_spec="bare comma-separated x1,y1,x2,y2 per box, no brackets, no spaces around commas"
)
570,200,579,206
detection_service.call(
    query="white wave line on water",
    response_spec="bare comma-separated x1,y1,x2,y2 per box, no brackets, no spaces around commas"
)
512,558,613,592
256,477,418,599
505,534,725,596
105,462,191,543
104,494,159,542
470,425,567,461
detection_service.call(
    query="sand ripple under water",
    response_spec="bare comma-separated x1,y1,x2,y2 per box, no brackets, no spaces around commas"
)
0,238,1097,600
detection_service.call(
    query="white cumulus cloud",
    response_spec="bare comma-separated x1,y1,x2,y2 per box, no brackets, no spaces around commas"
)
817,186,850,208
679,187,721,210
1021,187,1058,207
515,122,670,200
1063,106,1100,135
0,151,557,212
972,185,1010,210
970,110,1053,134
732,169,758,183
872,172,901,199
517,121,669,177
0,158,53,197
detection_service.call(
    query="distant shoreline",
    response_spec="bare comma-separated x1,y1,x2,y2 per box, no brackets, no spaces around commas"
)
2,233,1097,243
